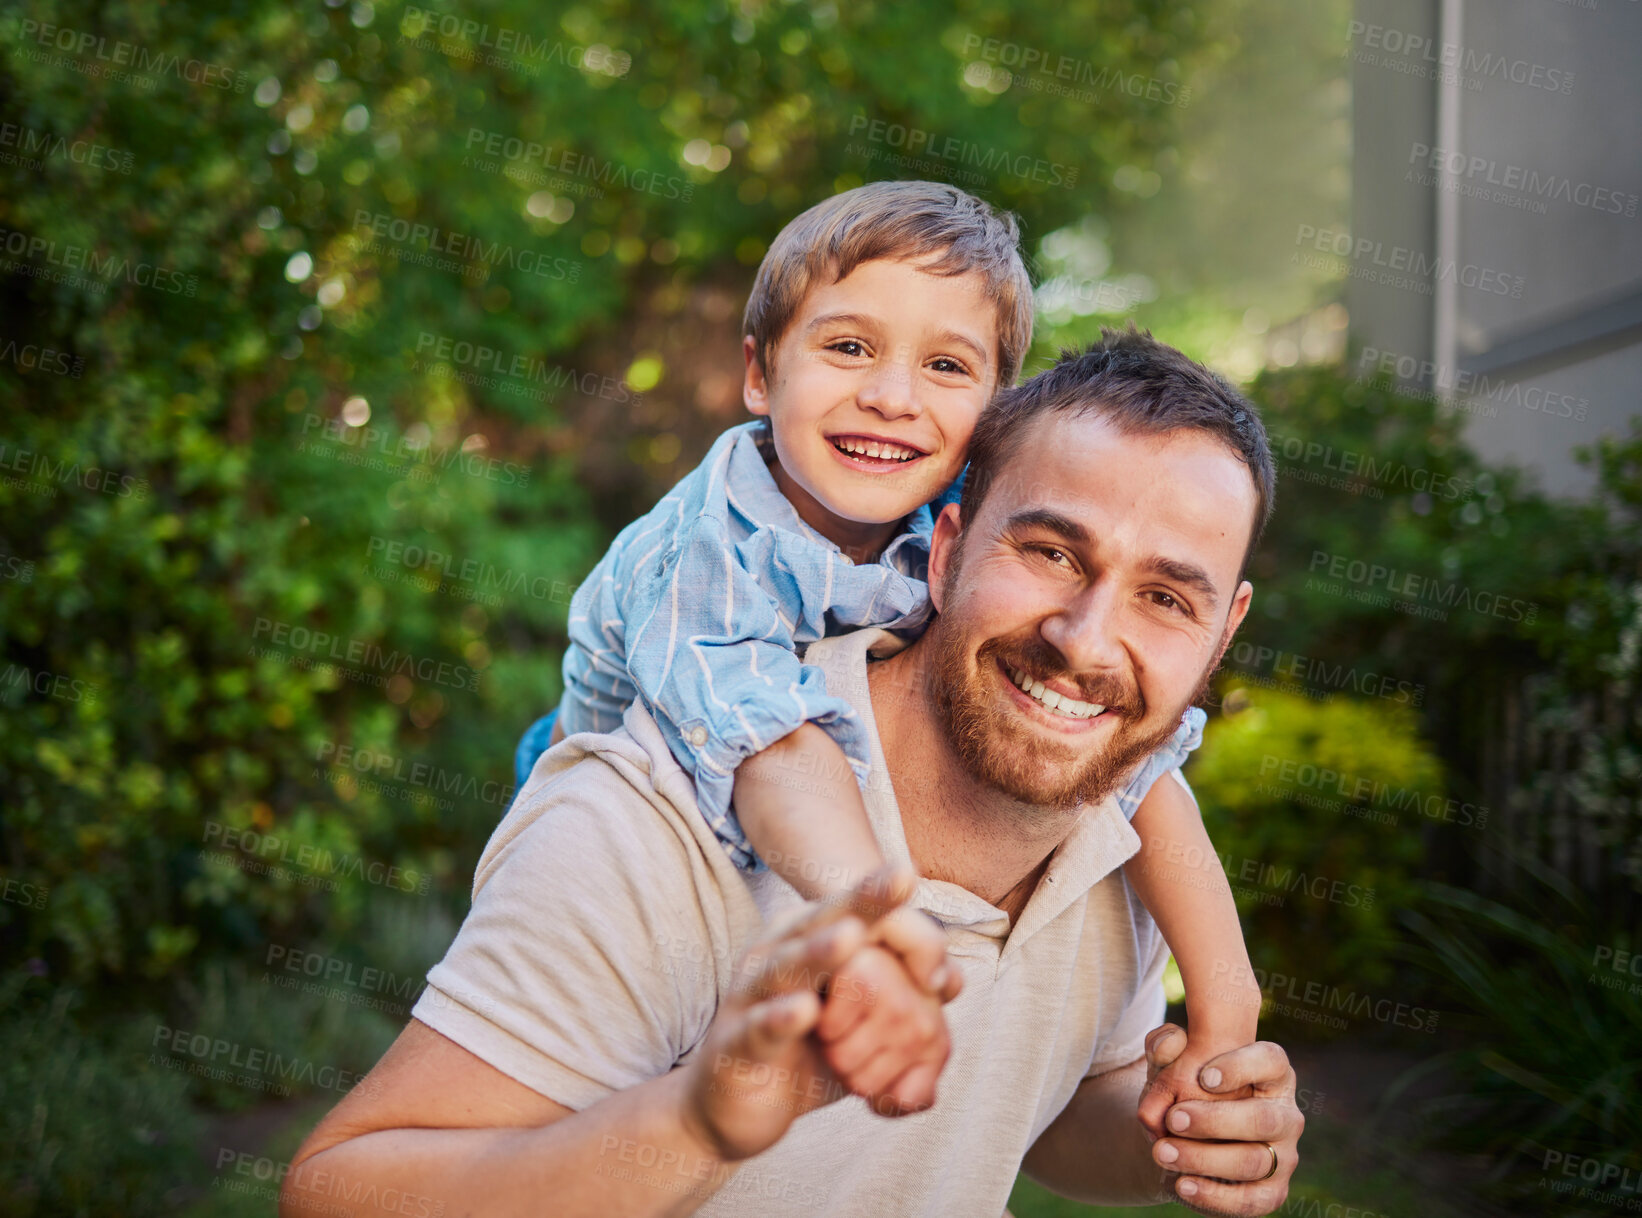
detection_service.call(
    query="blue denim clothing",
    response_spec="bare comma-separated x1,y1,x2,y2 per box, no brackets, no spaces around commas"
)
546,418,1204,869
514,708,559,791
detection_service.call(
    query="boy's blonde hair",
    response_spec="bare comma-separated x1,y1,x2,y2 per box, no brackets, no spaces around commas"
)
743,180,1034,391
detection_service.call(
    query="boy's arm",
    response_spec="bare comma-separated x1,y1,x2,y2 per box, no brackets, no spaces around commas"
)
1123,773,1262,1132
735,725,955,1002
733,722,884,899
618,516,876,869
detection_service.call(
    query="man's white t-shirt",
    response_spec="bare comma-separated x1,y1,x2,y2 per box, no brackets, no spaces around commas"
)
412,629,1170,1217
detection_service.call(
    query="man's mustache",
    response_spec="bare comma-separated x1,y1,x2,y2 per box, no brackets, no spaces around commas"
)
978,634,1146,717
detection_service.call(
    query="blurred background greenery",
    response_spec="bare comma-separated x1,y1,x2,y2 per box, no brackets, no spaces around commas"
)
1,1,1637,1214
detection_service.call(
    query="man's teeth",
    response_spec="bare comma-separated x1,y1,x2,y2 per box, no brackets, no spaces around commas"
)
1008,666,1107,719
833,437,919,462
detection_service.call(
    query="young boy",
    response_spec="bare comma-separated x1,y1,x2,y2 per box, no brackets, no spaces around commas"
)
517,180,1261,1118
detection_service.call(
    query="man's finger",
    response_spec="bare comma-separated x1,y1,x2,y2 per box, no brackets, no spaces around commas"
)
1194,1040,1296,1097
1154,1134,1292,1184
1162,1096,1299,1144
871,906,950,993
763,865,917,943
879,1058,941,1115
824,864,918,926
1172,1171,1290,1218
739,990,823,1063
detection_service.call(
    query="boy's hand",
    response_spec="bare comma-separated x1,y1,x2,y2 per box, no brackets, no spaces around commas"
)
814,943,952,1115
1137,1030,1257,1139
811,867,961,1115
868,904,961,1000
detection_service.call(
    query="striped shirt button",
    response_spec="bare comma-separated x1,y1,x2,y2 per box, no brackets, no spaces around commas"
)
688,726,708,747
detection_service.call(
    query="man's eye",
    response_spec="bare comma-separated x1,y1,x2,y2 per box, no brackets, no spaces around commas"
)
1148,590,1187,614
1032,545,1073,568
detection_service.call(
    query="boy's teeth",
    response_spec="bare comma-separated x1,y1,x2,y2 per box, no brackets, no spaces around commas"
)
834,437,917,462
1007,666,1106,719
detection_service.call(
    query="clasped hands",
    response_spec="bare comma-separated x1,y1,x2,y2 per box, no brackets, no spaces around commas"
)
680,866,1301,1218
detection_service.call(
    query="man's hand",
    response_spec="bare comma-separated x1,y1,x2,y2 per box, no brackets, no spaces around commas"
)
1137,1031,1256,1137
679,867,955,1161
1142,1024,1303,1216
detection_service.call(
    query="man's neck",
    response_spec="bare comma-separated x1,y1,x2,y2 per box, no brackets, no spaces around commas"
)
867,641,1085,920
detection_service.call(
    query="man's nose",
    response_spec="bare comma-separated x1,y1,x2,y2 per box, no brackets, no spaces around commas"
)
1039,579,1128,676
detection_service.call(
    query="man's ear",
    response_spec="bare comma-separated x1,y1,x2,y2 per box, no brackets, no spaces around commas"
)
926,503,964,615
743,335,770,417
1213,580,1254,667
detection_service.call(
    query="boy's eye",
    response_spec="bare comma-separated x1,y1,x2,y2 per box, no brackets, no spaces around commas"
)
827,339,868,357
928,355,971,376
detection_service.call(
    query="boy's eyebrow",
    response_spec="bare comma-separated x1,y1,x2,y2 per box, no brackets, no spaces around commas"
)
933,327,991,367
804,310,881,335
1004,508,1221,610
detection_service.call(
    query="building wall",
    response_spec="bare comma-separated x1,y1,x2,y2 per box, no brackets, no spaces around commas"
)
1348,0,1642,498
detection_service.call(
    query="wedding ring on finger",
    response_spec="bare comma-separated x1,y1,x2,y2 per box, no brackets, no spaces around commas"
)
1257,1140,1279,1182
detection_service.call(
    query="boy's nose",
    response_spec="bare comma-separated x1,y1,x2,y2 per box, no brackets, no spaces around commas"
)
856,362,922,420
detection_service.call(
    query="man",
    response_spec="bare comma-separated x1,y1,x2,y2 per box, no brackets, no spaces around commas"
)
285,330,1303,1218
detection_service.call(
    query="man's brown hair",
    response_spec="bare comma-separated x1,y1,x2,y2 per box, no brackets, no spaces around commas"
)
957,326,1277,577
743,180,1034,390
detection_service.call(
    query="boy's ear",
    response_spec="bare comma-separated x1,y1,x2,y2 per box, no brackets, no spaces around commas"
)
742,335,770,417
926,503,964,614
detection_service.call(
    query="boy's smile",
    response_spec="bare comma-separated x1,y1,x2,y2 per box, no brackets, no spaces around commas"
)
743,254,1001,559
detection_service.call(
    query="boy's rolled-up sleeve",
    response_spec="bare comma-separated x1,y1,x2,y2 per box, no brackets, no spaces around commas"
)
622,514,871,869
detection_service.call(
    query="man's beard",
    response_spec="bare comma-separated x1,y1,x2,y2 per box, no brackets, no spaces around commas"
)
928,620,1213,812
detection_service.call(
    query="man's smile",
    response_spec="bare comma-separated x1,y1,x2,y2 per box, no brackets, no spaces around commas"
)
994,657,1119,734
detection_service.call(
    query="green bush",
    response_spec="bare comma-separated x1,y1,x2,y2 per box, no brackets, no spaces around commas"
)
1390,870,1642,1215
1188,683,1436,994
0,975,202,1216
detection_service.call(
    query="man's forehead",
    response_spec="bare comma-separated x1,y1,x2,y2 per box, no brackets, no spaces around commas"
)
985,412,1256,580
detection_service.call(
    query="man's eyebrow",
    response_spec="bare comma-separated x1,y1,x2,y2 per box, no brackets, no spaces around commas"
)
1145,555,1221,611
1007,509,1223,610
1002,508,1091,546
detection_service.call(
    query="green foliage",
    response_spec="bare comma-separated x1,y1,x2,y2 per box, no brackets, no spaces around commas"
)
0,976,202,1216
1188,684,1436,993
1390,870,1642,1215
0,0,1219,990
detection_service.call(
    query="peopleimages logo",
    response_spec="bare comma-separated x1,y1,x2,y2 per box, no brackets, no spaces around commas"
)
1307,550,1539,625
1294,224,1524,298
352,209,581,283
846,114,1079,189
461,129,691,201
1406,142,1637,218
412,332,640,404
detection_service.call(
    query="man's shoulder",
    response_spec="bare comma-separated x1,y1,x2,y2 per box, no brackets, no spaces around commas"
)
476,712,749,908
